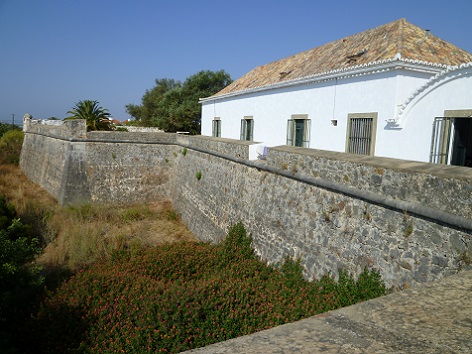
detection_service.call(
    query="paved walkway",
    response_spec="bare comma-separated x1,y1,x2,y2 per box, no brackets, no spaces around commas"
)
185,270,472,353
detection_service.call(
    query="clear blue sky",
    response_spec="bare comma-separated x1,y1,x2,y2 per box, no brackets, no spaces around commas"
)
1,0,472,123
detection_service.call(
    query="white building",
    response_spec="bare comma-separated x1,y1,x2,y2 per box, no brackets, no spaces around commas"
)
200,19,472,167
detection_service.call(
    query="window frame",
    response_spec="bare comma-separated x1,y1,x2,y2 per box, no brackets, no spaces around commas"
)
240,116,254,141
430,109,472,165
345,112,378,156
212,117,221,137
286,114,311,148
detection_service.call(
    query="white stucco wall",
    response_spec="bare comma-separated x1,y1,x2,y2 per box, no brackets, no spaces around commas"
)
387,65,472,162
201,66,472,163
202,71,406,149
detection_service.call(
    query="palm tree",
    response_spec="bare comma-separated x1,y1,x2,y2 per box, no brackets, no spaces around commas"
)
67,100,112,131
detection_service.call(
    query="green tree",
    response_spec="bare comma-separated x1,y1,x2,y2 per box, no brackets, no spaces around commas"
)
67,100,112,131
126,78,180,127
126,70,232,134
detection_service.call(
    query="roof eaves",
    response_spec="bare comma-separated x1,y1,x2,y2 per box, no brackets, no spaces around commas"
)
199,58,448,103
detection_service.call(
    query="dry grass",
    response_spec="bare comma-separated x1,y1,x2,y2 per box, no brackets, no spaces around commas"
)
0,164,57,216
0,164,197,271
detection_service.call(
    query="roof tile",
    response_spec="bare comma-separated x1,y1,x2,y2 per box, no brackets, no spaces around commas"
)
212,19,472,97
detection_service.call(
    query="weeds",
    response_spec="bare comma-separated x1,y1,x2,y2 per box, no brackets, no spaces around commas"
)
41,201,195,270
363,205,372,221
27,223,387,353
458,251,472,271
1,167,195,271
118,205,153,222
404,222,414,237
164,208,179,221
322,210,331,222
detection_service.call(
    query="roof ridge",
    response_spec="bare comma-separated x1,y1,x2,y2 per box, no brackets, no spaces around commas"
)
397,18,405,56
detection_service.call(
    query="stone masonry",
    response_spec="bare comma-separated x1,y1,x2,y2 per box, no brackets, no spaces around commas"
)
20,119,472,288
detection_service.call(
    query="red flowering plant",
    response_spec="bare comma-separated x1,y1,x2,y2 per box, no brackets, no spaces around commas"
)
30,223,386,353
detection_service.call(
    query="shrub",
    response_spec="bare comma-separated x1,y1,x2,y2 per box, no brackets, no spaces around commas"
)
30,223,387,353
217,222,255,264
280,256,305,288
0,122,21,139
0,196,16,230
0,196,43,351
114,127,128,132
0,130,24,165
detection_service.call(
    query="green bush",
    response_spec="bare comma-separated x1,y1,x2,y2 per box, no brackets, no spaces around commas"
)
0,129,24,164
0,123,21,139
280,256,305,288
0,196,43,352
28,223,387,353
0,196,16,230
114,127,128,132
217,222,255,264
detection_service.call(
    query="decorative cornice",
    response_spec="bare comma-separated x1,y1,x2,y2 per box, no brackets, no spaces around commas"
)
388,62,472,127
200,58,448,103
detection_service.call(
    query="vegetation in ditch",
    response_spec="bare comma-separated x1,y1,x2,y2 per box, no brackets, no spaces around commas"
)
0,196,44,352
26,223,387,353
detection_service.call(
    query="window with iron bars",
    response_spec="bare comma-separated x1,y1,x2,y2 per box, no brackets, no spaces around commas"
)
346,112,378,156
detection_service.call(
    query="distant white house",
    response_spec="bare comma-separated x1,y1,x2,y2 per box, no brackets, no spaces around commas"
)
200,19,472,167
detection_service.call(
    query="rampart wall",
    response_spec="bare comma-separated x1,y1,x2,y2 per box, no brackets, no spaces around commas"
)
20,119,472,288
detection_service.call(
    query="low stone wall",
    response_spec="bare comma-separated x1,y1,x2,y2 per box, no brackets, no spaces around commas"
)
266,147,472,219
20,119,472,288
176,134,253,160
87,131,177,144
171,144,471,287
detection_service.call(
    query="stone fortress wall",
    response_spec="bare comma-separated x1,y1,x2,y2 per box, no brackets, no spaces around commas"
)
20,119,472,288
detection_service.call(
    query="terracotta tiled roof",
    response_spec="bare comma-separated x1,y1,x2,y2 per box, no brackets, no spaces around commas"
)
210,19,472,98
